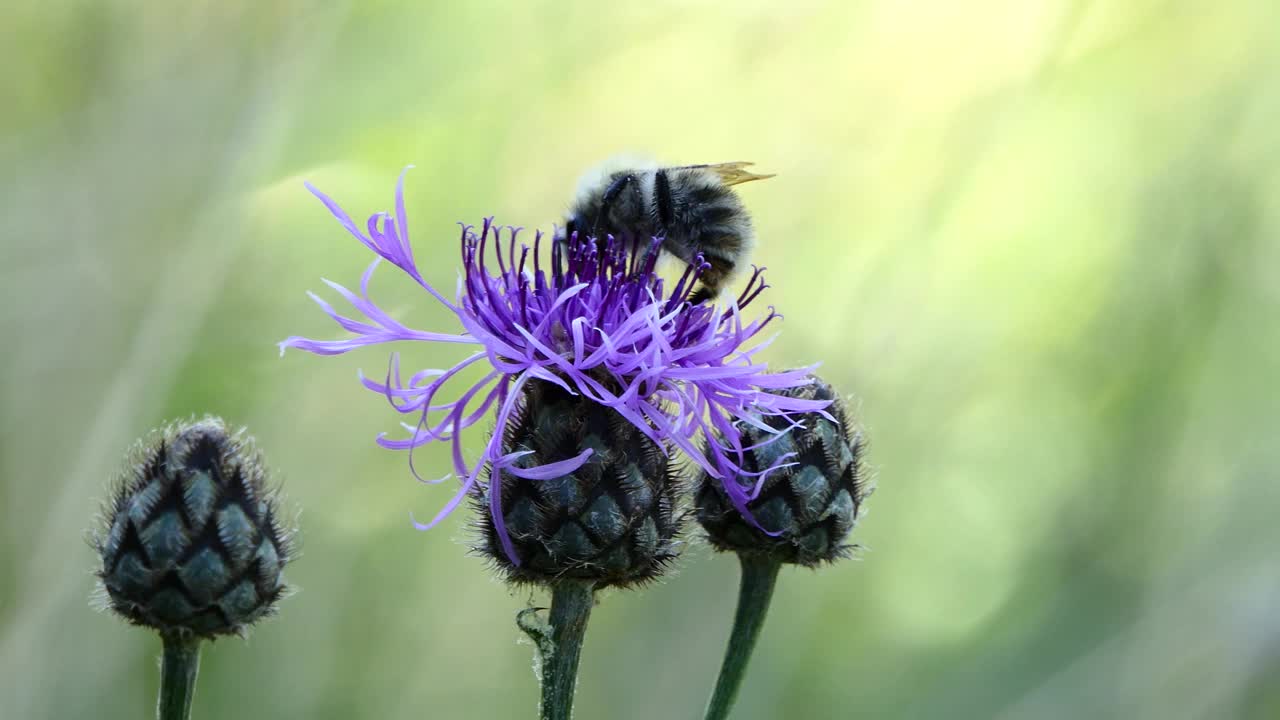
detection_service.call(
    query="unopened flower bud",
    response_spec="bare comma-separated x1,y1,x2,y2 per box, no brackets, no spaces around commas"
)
695,376,867,566
94,417,293,638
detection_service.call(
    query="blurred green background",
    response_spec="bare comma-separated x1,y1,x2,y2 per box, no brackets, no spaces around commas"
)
3,1,1278,718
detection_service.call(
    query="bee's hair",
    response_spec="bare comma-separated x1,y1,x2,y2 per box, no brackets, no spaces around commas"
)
571,154,657,209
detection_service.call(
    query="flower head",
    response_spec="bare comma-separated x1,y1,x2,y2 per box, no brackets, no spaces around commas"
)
281,168,827,564
476,377,684,588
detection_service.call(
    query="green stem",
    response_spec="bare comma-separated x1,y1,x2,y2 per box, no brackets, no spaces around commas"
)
704,554,782,720
540,580,596,720
157,633,202,720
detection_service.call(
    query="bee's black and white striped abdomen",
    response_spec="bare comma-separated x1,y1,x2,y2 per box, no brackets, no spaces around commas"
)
650,167,755,293
563,159,765,302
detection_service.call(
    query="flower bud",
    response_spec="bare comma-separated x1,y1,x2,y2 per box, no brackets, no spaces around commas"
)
695,376,866,566
93,417,293,638
476,378,682,588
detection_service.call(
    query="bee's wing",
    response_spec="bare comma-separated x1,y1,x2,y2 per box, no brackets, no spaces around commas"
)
670,161,775,186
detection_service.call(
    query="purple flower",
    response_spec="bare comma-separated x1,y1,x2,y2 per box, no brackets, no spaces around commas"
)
281,168,828,564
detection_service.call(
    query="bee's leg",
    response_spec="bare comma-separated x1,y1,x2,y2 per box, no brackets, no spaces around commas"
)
592,173,637,239
688,285,715,305
631,177,650,234
652,169,674,235
686,257,725,305
629,176,655,257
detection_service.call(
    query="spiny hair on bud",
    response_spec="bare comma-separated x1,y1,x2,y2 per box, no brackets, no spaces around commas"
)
91,416,295,639
471,377,686,589
695,376,869,567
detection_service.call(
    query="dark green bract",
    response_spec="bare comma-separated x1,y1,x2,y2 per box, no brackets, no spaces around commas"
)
695,377,866,566
95,418,292,638
476,378,683,588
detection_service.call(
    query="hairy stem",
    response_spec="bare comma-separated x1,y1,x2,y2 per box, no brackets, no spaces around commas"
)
157,633,202,720
539,580,596,720
704,554,782,720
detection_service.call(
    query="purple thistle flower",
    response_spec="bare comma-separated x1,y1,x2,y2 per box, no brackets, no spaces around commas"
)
280,168,828,565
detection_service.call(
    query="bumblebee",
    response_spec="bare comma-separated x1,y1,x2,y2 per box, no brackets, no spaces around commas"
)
564,160,773,303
